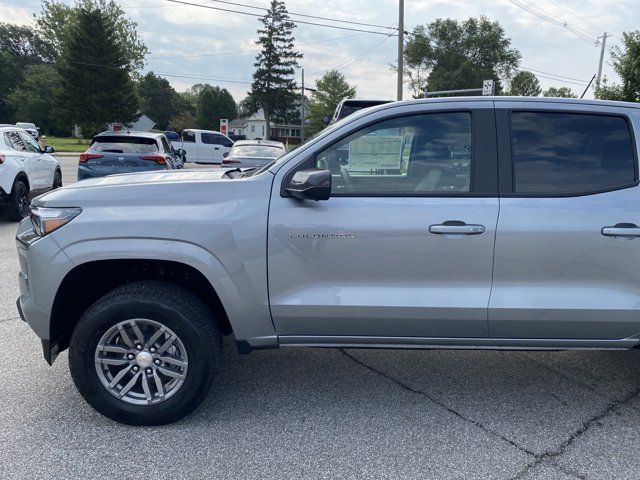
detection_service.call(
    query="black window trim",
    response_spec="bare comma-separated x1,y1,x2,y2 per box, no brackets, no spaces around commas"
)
281,108,498,198
497,108,639,198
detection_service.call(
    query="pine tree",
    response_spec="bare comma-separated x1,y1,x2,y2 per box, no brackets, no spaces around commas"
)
250,0,302,139
56,5,139,136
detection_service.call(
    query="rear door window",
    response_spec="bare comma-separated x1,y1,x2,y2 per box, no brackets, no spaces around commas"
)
511,112,636,194
91,137,159,154
5,131,26,151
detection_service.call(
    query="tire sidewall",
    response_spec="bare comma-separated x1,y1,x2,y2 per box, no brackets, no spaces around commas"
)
8,180,29,220
70,289,218,425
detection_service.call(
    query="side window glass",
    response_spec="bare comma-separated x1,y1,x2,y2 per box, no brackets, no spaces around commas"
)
160,136,171,152
6,131,26,152
201,133,219,145
182,131,195,143
316,112,472,195
511,112,635,194
19,132,40,153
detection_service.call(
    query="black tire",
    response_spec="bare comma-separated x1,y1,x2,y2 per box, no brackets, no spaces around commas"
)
7,179,29,221
69,281,222,425
52,169,62,189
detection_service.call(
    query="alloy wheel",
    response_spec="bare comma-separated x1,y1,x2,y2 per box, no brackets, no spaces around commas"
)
94,318,189,405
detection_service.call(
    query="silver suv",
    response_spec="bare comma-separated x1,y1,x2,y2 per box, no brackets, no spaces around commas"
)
16,97,640,425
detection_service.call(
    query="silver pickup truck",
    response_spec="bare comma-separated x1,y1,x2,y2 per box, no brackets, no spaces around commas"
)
16,97,640,425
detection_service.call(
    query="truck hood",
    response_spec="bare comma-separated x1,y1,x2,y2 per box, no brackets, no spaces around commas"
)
64,169,228,189
33,168,272,209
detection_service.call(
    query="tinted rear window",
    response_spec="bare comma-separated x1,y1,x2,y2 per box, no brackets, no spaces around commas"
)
511,112,636,194
91,136,159,154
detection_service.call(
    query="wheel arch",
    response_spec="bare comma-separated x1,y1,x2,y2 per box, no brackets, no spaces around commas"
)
50,258,233,358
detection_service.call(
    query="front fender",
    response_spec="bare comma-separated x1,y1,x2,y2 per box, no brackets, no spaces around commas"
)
60,237,277,348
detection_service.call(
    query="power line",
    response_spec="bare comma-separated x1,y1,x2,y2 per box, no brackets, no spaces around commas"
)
147,32,368,60
505,0,598,45
541,0,604,34
207,0,397,31
519,66,589,83
163,0,396,36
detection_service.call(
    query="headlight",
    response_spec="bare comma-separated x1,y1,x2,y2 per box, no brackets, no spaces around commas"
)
30,207,82,236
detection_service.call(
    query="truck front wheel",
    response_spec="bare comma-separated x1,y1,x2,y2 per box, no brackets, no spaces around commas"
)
68,281,222,425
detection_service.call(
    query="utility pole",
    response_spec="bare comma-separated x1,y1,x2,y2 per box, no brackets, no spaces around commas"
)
596,32,609,91
300,68,305,143
396,0,404,101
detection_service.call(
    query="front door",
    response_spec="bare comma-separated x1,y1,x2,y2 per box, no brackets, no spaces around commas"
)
490,104,640,340
268,103,499,340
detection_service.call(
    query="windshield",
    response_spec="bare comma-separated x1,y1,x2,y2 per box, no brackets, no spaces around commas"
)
91,136,159,154
230,144,285,158
16,123,36,129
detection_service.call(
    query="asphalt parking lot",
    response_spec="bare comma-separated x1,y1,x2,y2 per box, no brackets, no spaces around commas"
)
2,156,640,479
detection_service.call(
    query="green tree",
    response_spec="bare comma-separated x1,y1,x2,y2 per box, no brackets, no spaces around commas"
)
137,72,183,130
250,0,302,139
542,86,577,98
306,70,356,136
595,77,625,101
403,16,520,97
6,65,62,134
595,31,640,102
0,23,52,121
169,112,197,132
508,71,541,96
37,0,147,71
195,85,237,131
55,5,139,135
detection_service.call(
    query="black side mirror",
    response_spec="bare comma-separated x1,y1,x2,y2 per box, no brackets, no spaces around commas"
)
285,169,331,200
223,152,229,158
44,145,55,154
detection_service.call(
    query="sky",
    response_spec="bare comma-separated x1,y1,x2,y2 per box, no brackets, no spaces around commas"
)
2,0,639,103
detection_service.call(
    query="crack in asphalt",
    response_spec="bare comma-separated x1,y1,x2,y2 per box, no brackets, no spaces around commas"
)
338,349,537,456
339,348,640,480
0,316,19,324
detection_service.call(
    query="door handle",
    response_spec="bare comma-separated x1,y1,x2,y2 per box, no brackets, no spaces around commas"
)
429,221,485,235
602,223,640,238
214,147,220,150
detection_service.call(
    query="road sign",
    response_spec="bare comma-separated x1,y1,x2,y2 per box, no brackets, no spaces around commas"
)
482,80,494,96
220,119,229,135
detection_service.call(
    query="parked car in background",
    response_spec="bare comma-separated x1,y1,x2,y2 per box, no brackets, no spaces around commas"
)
0,125,60,220
15,122,39,140
228,133,246,142
170,129,234,164
327,99,392,124
221,139,286,169
78,131,182,180
163,131,180,141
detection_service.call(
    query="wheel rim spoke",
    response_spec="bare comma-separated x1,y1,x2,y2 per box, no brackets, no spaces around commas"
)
108,365,133,388
157,366,185,379
141,374,153,404
152,370,165,400
145,326,166,348
158,355,187,368
130,321,145,345
98,344,129,354
117,324,135,348
117,372,141,398
96,356,130,366
157,333,177,354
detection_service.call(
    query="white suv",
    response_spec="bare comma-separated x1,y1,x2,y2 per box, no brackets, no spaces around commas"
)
0,126,61,220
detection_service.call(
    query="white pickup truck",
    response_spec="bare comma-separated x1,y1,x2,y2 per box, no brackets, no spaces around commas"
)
170,129,234,164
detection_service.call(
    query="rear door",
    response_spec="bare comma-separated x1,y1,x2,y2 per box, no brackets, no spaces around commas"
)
18,131,52,189
268,101,500,341
4,131,37,189
490,102,640,340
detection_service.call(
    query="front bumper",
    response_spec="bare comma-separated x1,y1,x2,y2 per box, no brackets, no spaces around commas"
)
16,219,70,364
